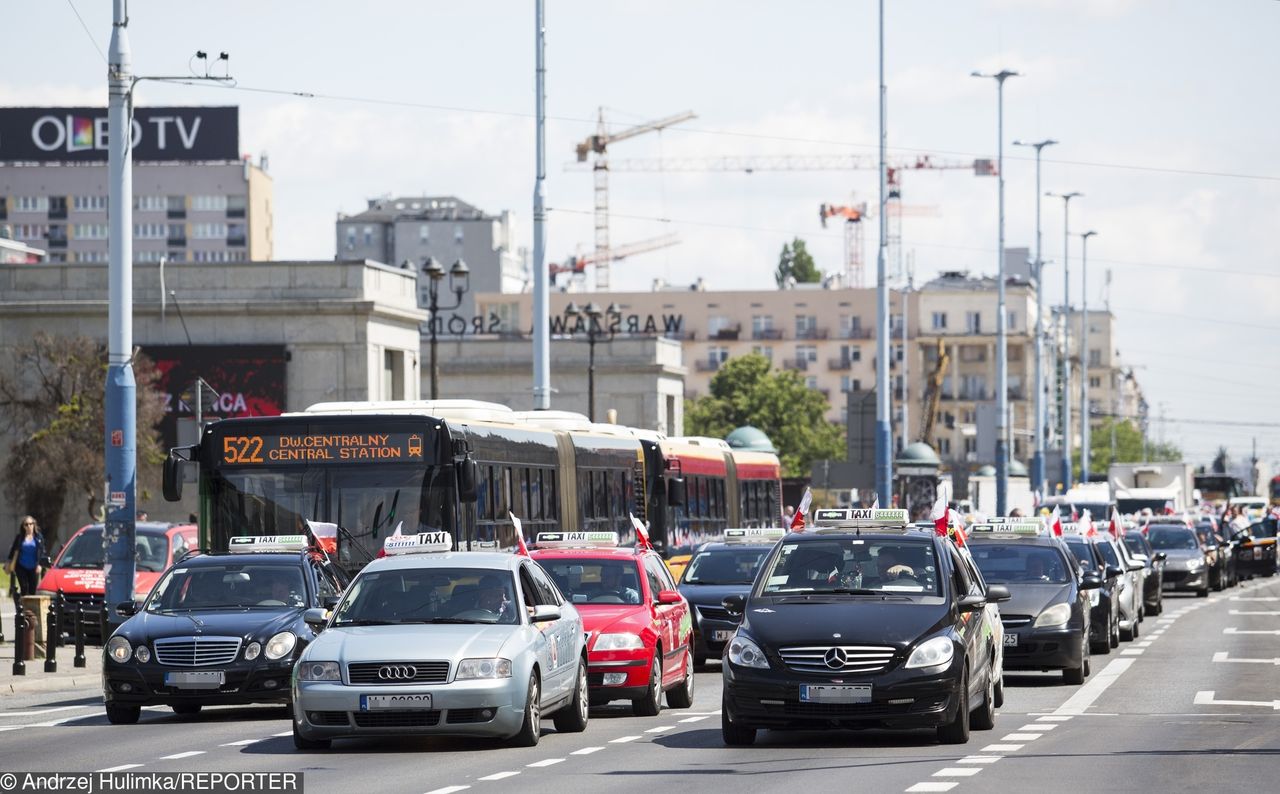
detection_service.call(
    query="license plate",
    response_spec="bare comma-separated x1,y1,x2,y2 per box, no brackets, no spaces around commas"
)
165,671,224,689
360,693,432,711
1255,548,1263,560
712,630,734,642
799,684,871,703
1003,633,1018,647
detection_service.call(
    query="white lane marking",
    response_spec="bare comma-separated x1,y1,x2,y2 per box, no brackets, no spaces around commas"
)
1034,715,1074,721
933,768,981,777
272,730,293,737
571,746,605,755
679,715,709,723
645,725,675,733
526,758,564,768
1224,627,1280,635
1194,691,1280,710
905,783,957,792
957,756,1002,764
1212,652,1280,665
159,751,205,760
425,787,470,794
1018,723,1056,731
0,727,20,733
1230,610,1280,616
219,739,261,747
1121,648,1144,656
981,743,1023,752
610,735,642,743
1054,658,1134,716
1001,733,1041,741
0,706,94,717
478,772,521,782
27,715,103,728
1135,642,1153,648
1231,597,1279,601
680,710,723,716
98,764,144,773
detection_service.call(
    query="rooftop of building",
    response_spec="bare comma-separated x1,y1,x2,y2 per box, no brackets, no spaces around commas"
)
921,270,1034,291
339,196,495,223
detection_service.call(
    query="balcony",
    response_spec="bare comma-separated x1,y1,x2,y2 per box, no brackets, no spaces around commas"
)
710,326,740,341
694,360,722,373
940,389,987,402
227,207,246,219
227,235,247,248
47,237,67,249
167,236,187,247
167,208,186,220
795,327,829,340
752,328,783,340
782,358,810,372
839,327,874,340
48,207,67,220
828,357,853,371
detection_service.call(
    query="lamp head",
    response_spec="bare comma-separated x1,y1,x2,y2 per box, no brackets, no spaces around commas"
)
605,302,620,317
563,301,581,319
422,257,445,281
448,258,469,292
583,302,603,319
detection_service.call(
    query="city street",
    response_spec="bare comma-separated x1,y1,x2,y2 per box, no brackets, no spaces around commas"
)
3,577,1278,794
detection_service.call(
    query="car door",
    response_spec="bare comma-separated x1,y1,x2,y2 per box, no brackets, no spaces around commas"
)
948,545,988,697
960,550,1002,676
643,555,679,687
522,562,574,700
517,563,557,704
652,553,691,683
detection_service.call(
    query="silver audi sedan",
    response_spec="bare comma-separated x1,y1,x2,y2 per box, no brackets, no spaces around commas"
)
292,534,588,749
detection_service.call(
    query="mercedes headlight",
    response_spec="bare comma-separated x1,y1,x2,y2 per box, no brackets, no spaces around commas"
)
594,633,645,651
244,642,262,661
456,658,513,679
727,634,769,669
264,631,296,660
299,661,340,681
1034,603,1072,628
133,644,151,663
106,636,132,663
905,636,954,670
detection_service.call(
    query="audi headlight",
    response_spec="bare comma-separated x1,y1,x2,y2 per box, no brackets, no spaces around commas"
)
264,631,296,660
244,642,262,661
106,636,132,663
905,636,954,670
299,661,340,681
727,634,769,669
594,633,645,651
133,644,151,663
456,658,513,679
1034,603,1072,628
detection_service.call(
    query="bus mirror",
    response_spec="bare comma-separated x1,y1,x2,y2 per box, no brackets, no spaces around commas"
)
457,458,479,503
163,455,184,502
667,476,687,507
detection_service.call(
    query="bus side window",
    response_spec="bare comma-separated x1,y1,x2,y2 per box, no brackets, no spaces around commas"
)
545,469,558,522
476,466,490,522
530,469,543,521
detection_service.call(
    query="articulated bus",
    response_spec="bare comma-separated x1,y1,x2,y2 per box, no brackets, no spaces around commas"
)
164,400,781,573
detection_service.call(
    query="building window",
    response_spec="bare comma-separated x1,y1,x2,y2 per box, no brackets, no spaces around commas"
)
1008,310,1018,331
1089,349,1102,366
965,311,981,334
419,224,430,242
894,344,903,361
191,195,228,211
840,314,862,336
133,222,165,239
73,195,108,212
931,311,947,330
959,344,986,363
75,250,107,263
167,195,186,217
14,196,49,212
13,223,48,239
227,194,247,218
454,225,464,244
752,345,773,361
890,313,903,333
709,346,730,364
939,437,951,455
841,344,862,362
796,345,817,362
796,314,817,338
191,222,227,239
134,195,166,211
964,437,977,455
227,223,246,245
167,250,187,262
709,315,735,339
751,314,774,336
72,223,109,239
344,226,356,250
805,376,819,390
841,376,851,392
363,225,374,246
1089,376,1101,388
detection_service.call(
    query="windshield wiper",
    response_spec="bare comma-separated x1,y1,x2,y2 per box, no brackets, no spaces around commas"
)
334,619,398,626
404,618,479,624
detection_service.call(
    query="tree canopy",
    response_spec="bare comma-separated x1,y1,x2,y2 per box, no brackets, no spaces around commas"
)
774,237,822,287
686,353,843,478
1072,417,1182,481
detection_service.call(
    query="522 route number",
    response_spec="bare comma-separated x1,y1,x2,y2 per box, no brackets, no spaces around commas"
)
223,435,265,464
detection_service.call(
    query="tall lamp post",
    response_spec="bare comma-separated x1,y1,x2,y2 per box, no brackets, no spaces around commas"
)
1079,230,1098,482
1012,138,1057,498
423,257,470,400
1046,190,1082,491
972,68,1020,517
563,301,620,421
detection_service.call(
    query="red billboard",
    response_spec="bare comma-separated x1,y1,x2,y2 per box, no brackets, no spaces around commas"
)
142,345,287,447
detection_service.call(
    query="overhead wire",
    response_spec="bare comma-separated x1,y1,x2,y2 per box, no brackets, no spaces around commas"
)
65,0,106,64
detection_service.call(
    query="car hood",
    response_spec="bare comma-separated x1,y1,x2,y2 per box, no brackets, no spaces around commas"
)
308,623,518,662
38,567,163,596
577,604,651,636
740,598,950,649
679,583,753,607
126,607,302,640
998,583,1072,617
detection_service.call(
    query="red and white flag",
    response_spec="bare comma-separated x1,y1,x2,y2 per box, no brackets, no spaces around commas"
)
630,512,655,550
510,512,529,556
1080,509,1095,537
1050,505,1063,537
1163,500,1175,515
931,485,950,538
948,507,967,546
790,487,812,531
1108,507,1123,539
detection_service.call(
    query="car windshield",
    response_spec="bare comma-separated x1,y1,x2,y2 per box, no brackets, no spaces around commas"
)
1063,539,1096,572
1123,534,1149,558
1095,540,1120,567
146,563,306,611
540,559,643,605
333,567,519,625
759,537,940,596
682,548,769,585
969,544,1071,584
1249,521,1277,539
1147,526,1199,550
1194,528,1218,548
57,527,172,572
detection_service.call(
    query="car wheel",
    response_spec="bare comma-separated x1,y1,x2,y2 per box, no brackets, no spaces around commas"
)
694,651,707,668
970,665,996,731
1110,617,1120,648
552,659,589,733
1119,621,1134,642
1063,636,1086,685
1196,587,1210,598
632,654,663,717
105,704,141,725
1151,597,1162,616
937,669,970,745
1083,650,1092,678
509,673,541,748
721,693,756,746
292,721,329,751
993,672,1005,709
172,703,202,717
1131,617,1140,639
666,651,695,709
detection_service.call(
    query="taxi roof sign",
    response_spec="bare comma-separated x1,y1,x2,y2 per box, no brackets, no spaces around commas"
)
724,527,786,544
382,531,453,555
811,508,910,528
534,531,620,549
969,522,1043,537
228,535,309,553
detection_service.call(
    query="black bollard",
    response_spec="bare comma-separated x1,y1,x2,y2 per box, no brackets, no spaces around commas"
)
12,604,26,676
73,606,86,668
54,590,66,648
44,599,57,673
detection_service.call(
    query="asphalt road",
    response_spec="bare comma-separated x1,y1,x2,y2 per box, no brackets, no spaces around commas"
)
2,576,1278,794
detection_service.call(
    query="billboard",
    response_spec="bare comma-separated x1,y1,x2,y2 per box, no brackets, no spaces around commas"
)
0,106,239,163
142,345,287,448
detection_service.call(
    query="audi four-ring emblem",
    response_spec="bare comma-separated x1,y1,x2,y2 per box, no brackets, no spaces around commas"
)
378,664,418,680
824,648,848,669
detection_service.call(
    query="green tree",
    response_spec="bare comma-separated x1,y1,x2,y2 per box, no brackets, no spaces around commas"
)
0,333,167,546
774,237,823,287
1072,418,1182,481
685,353,843,477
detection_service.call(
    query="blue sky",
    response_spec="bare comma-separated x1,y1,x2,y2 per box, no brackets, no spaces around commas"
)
10,0,1280,476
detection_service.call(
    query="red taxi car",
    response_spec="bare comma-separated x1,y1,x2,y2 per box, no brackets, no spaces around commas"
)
531,531,695,716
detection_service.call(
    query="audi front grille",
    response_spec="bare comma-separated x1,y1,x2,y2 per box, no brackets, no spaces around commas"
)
153,636,242,667
778,645,896,675
347,661,450,685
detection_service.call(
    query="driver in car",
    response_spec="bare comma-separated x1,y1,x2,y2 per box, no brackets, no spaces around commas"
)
876,547,916,580
597,565,641,604
475,575,514,621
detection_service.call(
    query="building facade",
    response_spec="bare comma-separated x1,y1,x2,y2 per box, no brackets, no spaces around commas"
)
1062,307,1146,442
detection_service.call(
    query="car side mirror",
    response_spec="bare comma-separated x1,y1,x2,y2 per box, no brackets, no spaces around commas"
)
722,594,746,616
1153,551,1167,562
1105,565,1123,579
657,589,683,605
322,595,341,610
1080,572,1103,590
303,608,329,630
115,601,137,618
531,604,561,623
957,594,987,613
984,584,1012,603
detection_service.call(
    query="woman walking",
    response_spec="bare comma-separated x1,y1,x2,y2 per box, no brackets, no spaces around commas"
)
5,515,47,598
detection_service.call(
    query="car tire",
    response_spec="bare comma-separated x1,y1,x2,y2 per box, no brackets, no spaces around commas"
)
1083,651,1092,678
1131,617,1139,639
292,721,329,751
1119,622,1134,642
1151,598,1162,616
105,704,141,725
1063,636,1086,685
937,670,970,745
993,673,1005,709
694,651,707,668
632,655,663,717
509,672,542,748
666,651,695,709
172,703,202,717
552,659,589,734
1196,587,1210,598
721,693,756,746
970,666,996,731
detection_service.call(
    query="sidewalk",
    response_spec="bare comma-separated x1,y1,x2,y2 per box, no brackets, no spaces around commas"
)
0,607,103,696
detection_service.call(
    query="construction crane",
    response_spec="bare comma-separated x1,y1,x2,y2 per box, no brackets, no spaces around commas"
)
819,203,868,288
573,108,696,289
549,233,681,287
919,337,951,450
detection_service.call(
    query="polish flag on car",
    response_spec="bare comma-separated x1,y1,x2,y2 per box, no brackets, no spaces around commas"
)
931,485,950,538
510,512,529,556
1109,507,1123,539
1050,505,1063,537
947,507,967,546
790,488,813,531
630,513,655,550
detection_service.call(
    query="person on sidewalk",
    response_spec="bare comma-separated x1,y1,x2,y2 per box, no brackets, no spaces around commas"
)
5,515,47,599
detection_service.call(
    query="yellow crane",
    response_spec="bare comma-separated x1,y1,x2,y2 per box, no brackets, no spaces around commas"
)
920,336,950,450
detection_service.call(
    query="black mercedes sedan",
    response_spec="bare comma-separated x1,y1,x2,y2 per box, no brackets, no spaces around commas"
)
102,536,348,724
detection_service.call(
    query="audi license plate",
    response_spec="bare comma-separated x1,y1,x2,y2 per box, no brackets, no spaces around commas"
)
1255,548,1264,560
1003,633,1019,647
799,684,871,704
165,671,224,689
360,693,432,711
712,629,735,642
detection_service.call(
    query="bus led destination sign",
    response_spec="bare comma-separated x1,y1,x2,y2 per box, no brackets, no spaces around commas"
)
221,432,425,465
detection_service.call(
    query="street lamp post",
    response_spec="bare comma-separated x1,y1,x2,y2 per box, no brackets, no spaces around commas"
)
423,257,471,400
973,68,1020,517
563,301,620,421
1046,191,1082,490
1012,138,1057,498
1079,230,1097,482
